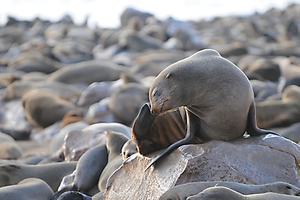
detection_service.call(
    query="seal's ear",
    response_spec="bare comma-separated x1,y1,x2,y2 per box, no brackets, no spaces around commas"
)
132,103,155,138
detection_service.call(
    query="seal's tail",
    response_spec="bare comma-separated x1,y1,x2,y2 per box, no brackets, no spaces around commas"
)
246,102,279,136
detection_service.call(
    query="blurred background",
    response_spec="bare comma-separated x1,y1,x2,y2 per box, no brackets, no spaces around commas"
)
1,0,299,27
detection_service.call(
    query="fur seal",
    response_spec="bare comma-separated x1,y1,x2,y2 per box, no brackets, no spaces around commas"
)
0,132,22,159
73,144,108,192
22,90,75,127
56,191,92,200
47,60,125,85
132,105,187,155
160,181,300,200
54,144,107,198
98,131,132,192
0,178,53,200
108,83,148,125
0,161,76,191
121,139,138,160
256,94,300,129
3,80,81,101
61,109,84,127
133,49,277,168
186,186,300,200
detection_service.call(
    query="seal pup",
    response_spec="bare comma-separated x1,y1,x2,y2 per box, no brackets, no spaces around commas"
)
0,178,53,200
121,139,138,160
98,131,134,192
133,49,278,169
52,144,108,199
160,181,300,200
186,186,300,200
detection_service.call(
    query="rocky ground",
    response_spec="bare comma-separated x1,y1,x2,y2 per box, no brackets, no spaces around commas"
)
0,3,300,200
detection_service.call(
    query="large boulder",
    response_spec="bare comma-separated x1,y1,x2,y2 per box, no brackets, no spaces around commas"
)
105,135,300,200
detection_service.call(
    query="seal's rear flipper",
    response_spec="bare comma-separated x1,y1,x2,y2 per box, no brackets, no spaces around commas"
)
246,102,279,137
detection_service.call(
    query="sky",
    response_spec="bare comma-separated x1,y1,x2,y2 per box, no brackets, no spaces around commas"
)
0,0,299,27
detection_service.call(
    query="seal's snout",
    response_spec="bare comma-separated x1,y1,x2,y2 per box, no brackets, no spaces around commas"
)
150,87,164,115
150,105,157,115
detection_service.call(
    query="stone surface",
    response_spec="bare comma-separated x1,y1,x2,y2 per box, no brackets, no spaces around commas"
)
105,135,300,200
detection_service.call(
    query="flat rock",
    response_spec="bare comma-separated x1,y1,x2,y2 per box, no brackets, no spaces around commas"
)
105,135,300,200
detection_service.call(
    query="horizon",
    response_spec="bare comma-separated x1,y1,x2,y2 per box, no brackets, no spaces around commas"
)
0,0,300,28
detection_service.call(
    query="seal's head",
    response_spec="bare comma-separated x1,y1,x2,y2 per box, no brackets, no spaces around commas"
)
121,139,138,160
149,49,221,115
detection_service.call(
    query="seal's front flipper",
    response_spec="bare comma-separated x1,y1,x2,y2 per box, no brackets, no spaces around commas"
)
144,108,196,171
132,103,155,138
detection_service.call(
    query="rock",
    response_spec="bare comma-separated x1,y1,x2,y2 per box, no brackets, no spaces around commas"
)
105,135,300,200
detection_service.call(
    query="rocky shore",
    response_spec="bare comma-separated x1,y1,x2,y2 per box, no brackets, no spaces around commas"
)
0,3,300,200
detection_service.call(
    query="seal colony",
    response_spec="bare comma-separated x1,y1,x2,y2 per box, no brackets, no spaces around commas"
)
1,3,300,200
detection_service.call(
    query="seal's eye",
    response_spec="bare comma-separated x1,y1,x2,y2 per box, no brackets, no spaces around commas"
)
286,185,292,189
152,87,161,97
166,72,172,79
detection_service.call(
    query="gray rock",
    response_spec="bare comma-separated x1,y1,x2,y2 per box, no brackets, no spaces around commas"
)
105,135,300,200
